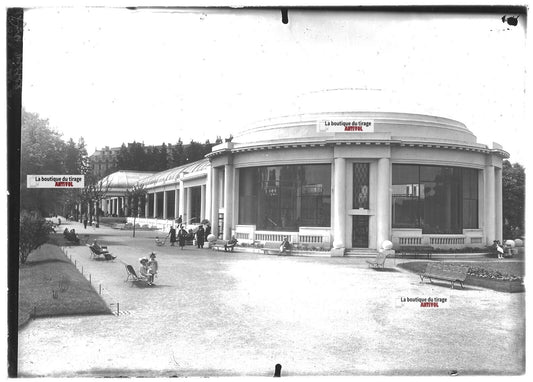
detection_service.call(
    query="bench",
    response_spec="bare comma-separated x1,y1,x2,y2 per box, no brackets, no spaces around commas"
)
366,251,388,269
419,262,469,289
399,245,433,259
262,242,292,256
211,240,237,252
211,240,227,251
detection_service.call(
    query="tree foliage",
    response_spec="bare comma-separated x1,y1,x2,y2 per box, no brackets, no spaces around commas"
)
502,160,525,240
115,137,224,172
20,109,89,216
19,211,54,264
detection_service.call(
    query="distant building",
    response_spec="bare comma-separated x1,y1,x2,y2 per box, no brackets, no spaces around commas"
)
89,146,121,178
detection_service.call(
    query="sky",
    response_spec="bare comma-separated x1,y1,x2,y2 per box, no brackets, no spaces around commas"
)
21,7,527,164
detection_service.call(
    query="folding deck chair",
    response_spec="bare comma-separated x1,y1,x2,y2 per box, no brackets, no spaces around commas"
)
125,264,152,287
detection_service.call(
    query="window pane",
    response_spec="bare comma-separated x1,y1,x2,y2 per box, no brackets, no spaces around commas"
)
353,163,369,209
392,165,421,228
392,165,479,232
239,164,331,230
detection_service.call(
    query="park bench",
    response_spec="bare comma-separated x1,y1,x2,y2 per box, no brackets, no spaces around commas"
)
366,251,388,269
87,244,116,261
399,245,433,259
211,240,227,251
211,239,237,252
262,242,292,256
419,262,469,289
124,264,152,287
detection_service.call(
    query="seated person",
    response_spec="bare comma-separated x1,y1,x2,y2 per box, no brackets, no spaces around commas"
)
224,236,238,252
69,229,80,244
139,257,152,284
92,240,108,253
279,237,291,254
63,228,70,237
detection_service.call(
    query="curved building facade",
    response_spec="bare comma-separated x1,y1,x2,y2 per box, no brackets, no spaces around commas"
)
207,112,508,255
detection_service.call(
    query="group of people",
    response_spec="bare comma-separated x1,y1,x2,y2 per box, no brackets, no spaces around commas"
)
167,222,212,250
139,252,158,285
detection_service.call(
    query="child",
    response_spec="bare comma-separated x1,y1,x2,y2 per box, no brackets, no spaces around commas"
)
148,252,159,283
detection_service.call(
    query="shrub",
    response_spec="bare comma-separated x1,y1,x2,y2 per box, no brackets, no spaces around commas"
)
19,211,54,264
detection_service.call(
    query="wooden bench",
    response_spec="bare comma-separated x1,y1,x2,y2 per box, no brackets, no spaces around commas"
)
211,239,237,252
366,251,388,269
211,240,227,251
262,242,292,256
399,245,433,259
419,262,469,289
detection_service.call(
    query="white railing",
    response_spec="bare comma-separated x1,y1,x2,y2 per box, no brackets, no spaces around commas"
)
235,225,331,248
399,237,422,245
429,236,465,245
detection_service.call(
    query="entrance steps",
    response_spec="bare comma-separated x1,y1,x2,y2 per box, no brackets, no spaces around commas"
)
345,248,379,257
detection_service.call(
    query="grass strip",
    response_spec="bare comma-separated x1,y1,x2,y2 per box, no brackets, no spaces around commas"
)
398,260,525,293
19,243,111,328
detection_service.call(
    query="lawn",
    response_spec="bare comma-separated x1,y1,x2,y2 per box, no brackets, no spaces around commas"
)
398,260,525,293
18,243,111,328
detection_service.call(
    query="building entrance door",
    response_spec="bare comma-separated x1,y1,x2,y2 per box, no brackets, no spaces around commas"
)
352,215,369,248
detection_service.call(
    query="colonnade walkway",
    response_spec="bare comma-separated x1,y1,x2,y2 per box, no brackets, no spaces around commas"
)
18,221,524,376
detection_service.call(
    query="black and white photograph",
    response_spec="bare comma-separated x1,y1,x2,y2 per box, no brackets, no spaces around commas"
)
7,2,528,378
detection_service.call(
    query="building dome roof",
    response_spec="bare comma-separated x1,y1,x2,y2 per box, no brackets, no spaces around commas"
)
232,111,481,148
101,171,155,189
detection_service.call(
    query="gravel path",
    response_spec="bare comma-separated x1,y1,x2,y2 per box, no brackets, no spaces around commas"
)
18,221,525,377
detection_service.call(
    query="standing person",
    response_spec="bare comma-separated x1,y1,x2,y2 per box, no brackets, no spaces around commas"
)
178,225,187,250
148,252,159,283
177,215,183,226
204,223,211,242
83,216,88,229
196,225,205,248
169,225,177,246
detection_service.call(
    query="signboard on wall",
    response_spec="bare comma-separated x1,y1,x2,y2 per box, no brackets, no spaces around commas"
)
317,119,374,133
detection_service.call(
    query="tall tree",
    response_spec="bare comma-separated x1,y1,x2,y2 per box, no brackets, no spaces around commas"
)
502,160,525,239
20,109,71,215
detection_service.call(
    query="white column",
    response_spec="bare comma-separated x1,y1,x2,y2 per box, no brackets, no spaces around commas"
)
179,181,185,223
495,166,503,242
211,167,220,238
200,185,206,221
163,191,168,219
223,164,234,240
144,195,149,218
484,165,496,245
332,158,346,256
174,189,179,220
186,187,192,224
376,157,391,249
205,168,212,224
153,192,158,219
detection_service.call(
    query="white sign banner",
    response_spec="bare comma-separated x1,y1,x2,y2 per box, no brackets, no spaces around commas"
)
317,119,374,133
27,175,85,189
